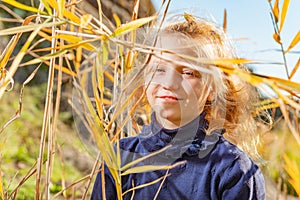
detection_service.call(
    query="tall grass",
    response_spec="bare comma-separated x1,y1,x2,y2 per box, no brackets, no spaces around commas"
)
0,0,299,199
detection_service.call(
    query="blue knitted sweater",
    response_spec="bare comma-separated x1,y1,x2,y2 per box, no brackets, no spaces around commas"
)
91,112,265,200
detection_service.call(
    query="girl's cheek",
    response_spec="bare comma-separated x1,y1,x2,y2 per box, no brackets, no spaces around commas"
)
145,85,155,97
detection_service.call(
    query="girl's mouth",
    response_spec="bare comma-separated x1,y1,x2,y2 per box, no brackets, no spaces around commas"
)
160,96,178,100
157,96,182,102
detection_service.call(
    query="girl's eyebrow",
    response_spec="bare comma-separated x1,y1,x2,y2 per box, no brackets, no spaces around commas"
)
150,54,201,70
149,59,195,70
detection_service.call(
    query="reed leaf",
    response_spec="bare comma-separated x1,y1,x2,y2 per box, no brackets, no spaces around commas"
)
279,0,290,32
57,0,65,19
121,145,171,172
52,168,104,198
273,32,282,44
132,0,140,20
0,15,36,70
0,18,53,99
283,154,300,197
116,141,121,173
285,30,300,54
32,57,76,76
0,20,65,36
154,52,255,71
29,38,96,53
272,0,280,23
223,9,227,33
1,0,299,198
171,52,254,66
289,58,300,80
254,99,279,112
101,41,110,69
122,175,167,196
110,15,156,38
277,99,300,148
46,0,82,26
54,34,97,51
122,165,169,176
75,46,82,71
104,71,115,83
107,91,132,129
121,161,186,176
80,87,116,168
36,29,55,44
92,53,104,121
79,76,121,189
113,13,122,28
1,0,47,14
20,49,68,66
259,80,300,111
277,91,300,110
125,50,137,72
79,87,123,196
214,58,254,65
266,75,300,93
39,0,52,15
228,67,300,95
235,70,264,86
0,65,40,134
81,14,93,28
153,169,170,200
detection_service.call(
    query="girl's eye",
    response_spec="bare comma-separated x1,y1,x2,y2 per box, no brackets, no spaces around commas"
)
183,71,194,76
182,70,199,78
155,68,166,73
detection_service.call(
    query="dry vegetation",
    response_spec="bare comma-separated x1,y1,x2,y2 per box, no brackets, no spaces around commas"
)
0,0,299,199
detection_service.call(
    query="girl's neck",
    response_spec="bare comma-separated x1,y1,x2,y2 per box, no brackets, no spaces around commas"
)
156,117,180,130
155,114,199,130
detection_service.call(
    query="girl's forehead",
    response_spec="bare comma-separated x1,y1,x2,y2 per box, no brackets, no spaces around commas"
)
150,53,183,63
148,54,188,69
155,34,197,53
148,52,197,69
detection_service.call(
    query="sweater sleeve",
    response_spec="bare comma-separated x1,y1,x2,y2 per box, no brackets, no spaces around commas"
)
219,155,266,200
91,164,117,200
91,137,141,200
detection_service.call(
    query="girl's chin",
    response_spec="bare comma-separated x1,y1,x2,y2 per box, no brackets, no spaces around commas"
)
155,109,201,126
156,109,180,118
155,111,181,124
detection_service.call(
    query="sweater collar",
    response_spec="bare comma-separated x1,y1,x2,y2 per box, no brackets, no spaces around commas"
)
139,112,223,159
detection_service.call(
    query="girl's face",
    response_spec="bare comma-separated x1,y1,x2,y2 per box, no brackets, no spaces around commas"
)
145,52,209,129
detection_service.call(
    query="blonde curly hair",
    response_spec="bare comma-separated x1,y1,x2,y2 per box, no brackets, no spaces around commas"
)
123,13,267,161
159,13,264,160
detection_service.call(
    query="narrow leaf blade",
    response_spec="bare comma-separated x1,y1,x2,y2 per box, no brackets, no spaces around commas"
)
1,0,47,14
289,58,300,80
273,0,280,23
110,16,156,38
279,0,291,32
285,30,300,53
273,33,282,44
223,9,227,33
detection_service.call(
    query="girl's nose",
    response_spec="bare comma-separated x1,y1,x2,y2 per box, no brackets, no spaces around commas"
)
161,69,180,90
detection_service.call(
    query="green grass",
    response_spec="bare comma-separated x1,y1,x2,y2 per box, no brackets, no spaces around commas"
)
261,120,300,197
0,83,95,199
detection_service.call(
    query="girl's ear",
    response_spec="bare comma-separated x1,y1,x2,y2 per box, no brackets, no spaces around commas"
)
207,92,215,102
206,87,216,102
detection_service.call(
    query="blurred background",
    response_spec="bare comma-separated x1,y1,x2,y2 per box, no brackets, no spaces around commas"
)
0,0,299,199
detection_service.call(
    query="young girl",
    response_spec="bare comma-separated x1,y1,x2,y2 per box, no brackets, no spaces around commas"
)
91,13,266,200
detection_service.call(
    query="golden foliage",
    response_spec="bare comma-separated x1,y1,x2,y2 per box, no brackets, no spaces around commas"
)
0,0,299,198
283,154,300,197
